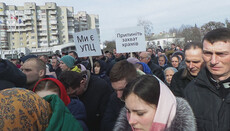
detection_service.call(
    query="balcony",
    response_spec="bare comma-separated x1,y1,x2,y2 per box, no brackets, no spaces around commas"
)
24,22,32,26
49,10,57,15
68,22,74,27
1,42,9,48
25,27,32,31
24,10,31,15
50,20,57,25
0,12,6,16
51,31,58,35
67,13,74,18
24,16,32,21
51,26,57,30
38,32,47,36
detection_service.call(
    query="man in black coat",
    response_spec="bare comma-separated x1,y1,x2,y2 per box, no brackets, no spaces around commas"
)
59,70,112,131
139,51,164,81
170,42,204,97
184,28,230,131
101,60,138,131
0,59,26,90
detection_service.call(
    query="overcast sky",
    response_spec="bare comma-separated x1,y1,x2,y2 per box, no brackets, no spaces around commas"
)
1,0,230,42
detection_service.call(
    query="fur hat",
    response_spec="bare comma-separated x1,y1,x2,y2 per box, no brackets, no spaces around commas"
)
60,55,75,68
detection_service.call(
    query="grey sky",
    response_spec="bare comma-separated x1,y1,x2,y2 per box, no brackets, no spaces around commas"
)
1,0,230,42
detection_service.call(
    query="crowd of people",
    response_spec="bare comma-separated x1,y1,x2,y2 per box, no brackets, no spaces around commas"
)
0,27,230,131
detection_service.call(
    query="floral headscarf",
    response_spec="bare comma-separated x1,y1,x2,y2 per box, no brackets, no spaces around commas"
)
0,88,52,130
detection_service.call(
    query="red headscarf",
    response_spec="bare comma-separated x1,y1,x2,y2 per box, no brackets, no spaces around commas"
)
33,78,70,106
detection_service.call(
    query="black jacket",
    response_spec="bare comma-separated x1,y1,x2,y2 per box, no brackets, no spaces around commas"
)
184,67,230,131
0,59,26,90
79,72,113,131
113,97,196,131
170,68,195,97
101,92,125,131
147,60,165,81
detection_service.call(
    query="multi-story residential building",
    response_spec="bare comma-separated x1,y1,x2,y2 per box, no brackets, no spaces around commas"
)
74,11,100,39
0,2,74,50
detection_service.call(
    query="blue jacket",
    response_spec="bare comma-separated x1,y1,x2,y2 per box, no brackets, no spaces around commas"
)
68,97,88,131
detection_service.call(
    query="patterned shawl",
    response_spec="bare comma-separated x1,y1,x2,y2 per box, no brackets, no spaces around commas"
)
0,88,52,130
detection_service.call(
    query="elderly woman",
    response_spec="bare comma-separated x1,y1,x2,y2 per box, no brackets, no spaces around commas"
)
0,88,83,130
114,75,196,131
164,67,178,87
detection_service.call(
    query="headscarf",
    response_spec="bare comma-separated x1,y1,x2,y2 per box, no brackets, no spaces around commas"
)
0,88,52,130
33,78,71,106
151,77,177,130
126,76,177,131
137,62,153,75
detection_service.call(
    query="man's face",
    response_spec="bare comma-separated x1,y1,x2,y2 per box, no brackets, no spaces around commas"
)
203,40,230,81
21,60,43,86
51,59,58,69
112,79,127,99
139,52,150,64
68,53,76,59
147,49,152,55
39,56,47,63
185,48,204,76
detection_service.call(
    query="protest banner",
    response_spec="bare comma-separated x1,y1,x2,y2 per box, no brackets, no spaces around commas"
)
73,29,102,57
115,26,146,53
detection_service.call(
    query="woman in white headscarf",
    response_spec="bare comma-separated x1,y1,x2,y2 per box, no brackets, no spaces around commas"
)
113,75,196,131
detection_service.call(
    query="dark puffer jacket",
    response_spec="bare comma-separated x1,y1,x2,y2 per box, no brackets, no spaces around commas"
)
184,67,230,131
170,68,196,98
0,59,26,90
113,97,196,131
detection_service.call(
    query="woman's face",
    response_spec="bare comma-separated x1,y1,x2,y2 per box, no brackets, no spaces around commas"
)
125,93,156,131
171,57,179,68
94,66,100,74
158,57,165,66
59,61,70,71
165,69,175,84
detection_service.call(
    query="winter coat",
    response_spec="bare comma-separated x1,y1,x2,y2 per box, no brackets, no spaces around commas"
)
68,98,88,131
147,60,165,81
44,95,83,131
79,71,113,131
170,68,196,98
0,59,26,90
113,97,196,131
101,92,125,131
184,67,230,131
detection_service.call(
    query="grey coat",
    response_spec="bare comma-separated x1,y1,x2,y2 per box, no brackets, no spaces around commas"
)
113,97,196,131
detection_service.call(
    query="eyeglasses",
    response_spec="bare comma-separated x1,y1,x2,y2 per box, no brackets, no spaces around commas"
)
139,56,147,60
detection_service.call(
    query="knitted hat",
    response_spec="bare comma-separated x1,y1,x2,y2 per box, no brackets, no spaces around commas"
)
60,55,75,68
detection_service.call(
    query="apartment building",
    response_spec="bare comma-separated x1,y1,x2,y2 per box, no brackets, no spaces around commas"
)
74,11,100,39
0,2,74,50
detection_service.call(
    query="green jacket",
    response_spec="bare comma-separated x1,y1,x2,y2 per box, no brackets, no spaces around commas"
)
44,95,83,131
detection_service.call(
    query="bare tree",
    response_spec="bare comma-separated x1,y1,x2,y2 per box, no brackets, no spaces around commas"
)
103,40,116,52
201,21,225,36
137,19,154,37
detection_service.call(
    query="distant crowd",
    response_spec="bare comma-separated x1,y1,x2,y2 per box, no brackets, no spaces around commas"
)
0,28,230,131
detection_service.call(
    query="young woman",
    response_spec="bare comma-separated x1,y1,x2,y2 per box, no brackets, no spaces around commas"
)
114,75,196,131
170,55,181,70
